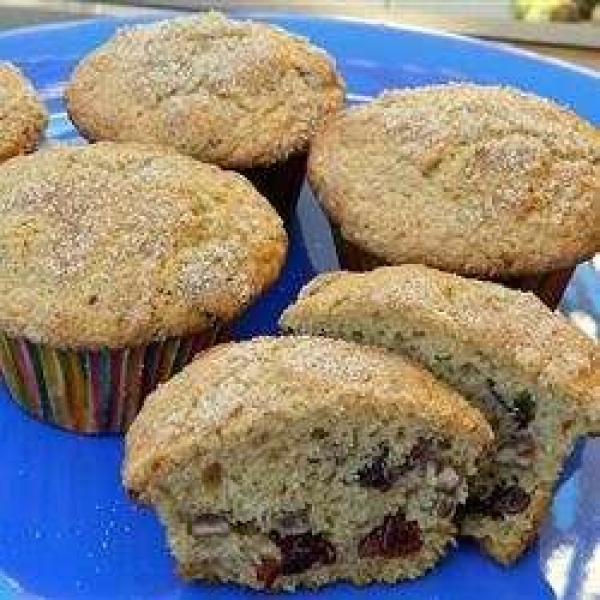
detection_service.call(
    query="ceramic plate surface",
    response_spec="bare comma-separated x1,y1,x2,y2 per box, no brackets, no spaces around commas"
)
0,12,598,600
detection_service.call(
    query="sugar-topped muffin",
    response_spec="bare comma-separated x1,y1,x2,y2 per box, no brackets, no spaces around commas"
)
0,62,47,161
0,142,287,432
308,84,599,306
66,12,345,215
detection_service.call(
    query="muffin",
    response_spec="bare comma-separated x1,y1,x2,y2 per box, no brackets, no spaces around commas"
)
308,84,600,308
65,12,345,218
0,62,47,161
0,142,287,433
123,336,493,590
280,265,600,563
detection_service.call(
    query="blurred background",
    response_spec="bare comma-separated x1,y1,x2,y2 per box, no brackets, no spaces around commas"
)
0,1,598,70
120,0,600,21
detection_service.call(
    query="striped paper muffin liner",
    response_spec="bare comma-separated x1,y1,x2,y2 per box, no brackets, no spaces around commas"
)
0,327,219,434
331,225,574,310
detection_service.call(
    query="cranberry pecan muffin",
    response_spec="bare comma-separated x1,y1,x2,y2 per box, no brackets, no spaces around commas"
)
281,265,600,563
65,12,345,217
123,336,493,590
308,84,600,307
0,143,287,433
0,62,47,161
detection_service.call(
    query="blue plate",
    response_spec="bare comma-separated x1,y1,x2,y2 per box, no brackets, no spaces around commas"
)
0,12,599,600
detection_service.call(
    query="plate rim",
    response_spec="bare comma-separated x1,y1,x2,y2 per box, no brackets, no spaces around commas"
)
0,10,598,83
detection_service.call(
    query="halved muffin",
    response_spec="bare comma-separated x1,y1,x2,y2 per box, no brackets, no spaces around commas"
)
280,265,599,563
124,336,492,590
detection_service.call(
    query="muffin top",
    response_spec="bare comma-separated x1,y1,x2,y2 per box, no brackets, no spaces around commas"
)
280,265,600,429
309,84,600,277
0,143,287,348
124,335,493,497
0,63,48,161
65,12,345,169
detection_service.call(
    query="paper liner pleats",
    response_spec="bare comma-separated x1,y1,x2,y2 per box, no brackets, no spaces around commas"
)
0,328,218,434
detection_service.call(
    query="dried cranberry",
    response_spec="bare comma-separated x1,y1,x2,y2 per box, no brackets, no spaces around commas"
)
357,438,439,491
407,437,436,467
256,531,336,589
256,557,280,588
512,392,536,429
466,484,531,519
492,485,531,515
358,512,423,558
271,532,336,577
357,444,394,491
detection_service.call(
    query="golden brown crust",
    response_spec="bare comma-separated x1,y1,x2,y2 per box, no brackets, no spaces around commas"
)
309,84,600,277
280,265,600,433
66,12,345,169
469,487,553,565
0,143,287,348
0,63,47,161
124,335,493,500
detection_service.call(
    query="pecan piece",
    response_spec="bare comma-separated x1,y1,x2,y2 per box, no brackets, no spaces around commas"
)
496,432,536,467
273,509,311,536
435,496,457,519
190,513,230,536
436,466,461,492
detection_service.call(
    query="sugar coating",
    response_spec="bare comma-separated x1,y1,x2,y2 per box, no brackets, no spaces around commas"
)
0,62,47,161
280,266,600,563
66,12,345,168
282,265,600,430
124,335,492,500
309,84,600,277
0,143,287,348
